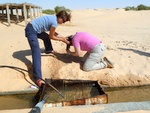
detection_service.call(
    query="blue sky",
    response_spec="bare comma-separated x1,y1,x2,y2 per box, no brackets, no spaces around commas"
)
0,0,150,10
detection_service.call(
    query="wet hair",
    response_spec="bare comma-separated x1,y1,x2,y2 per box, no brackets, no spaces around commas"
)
56,10,71,22
66,35,73,50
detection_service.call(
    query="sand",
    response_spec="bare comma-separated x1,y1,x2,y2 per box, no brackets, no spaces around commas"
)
0,9,150,112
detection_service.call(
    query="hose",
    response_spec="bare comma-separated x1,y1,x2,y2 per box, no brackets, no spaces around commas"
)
0,65,64,98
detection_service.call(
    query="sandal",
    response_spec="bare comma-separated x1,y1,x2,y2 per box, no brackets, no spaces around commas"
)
103,57,114,68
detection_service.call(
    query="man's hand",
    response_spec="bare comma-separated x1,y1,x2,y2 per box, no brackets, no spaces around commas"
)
62,37,70,44
36,79,45,87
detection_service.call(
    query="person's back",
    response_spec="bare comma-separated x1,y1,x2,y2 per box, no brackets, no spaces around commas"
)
31,15,57,34
72,32,101,52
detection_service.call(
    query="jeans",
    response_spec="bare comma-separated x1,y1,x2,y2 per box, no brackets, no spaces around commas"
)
25,23,53,80
83,43,106,71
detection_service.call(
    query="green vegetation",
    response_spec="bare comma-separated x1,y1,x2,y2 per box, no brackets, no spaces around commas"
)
125,4,150,11
42,9,55,14
42,6,71,14
54,6,70,14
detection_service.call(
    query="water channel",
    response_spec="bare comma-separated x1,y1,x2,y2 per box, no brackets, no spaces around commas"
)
0,82,150,110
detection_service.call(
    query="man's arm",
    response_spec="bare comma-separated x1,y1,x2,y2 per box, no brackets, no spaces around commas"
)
49,26,69,44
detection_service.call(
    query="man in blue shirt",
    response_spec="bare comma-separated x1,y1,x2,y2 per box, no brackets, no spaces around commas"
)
25,10,71,87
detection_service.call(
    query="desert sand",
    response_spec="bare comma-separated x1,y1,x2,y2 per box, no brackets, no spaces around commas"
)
0,9,150,112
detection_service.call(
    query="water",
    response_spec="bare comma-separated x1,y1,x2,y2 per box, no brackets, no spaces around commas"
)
104,85,150,103
44,80,105,103
0,93,37,110
0,84,150,110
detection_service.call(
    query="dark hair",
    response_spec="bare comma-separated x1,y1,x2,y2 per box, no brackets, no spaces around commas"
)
56,10,71,22
66,35,73,50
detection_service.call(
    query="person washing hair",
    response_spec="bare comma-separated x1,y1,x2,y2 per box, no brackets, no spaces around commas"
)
66,32,114,71
25,10,71,87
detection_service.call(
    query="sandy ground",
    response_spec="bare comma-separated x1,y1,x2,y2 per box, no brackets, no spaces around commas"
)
0,9,150,112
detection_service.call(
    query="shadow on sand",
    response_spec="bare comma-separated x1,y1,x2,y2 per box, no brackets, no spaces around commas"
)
118,48,150,57
12,49,34,81
13,49,83,79
41,52,82,63
41,52,83,70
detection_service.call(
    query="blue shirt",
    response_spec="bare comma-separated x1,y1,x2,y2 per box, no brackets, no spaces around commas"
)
31,15,58,34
